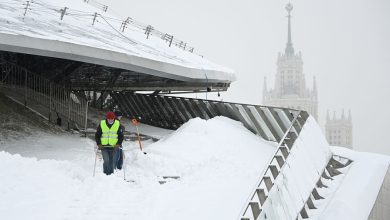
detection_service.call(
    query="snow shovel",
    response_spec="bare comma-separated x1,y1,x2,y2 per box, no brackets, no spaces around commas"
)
132,119,147,155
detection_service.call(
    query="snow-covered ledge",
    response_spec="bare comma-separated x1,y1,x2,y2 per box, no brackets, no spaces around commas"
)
316,147,390,220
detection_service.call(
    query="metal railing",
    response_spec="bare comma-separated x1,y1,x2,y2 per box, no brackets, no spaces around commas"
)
4,0,197,55
0,59,88,130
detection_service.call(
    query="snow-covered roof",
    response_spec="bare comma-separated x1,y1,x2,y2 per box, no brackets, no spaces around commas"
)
0,0,235,83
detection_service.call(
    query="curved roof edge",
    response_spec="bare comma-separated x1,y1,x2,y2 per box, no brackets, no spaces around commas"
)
0,33,236,84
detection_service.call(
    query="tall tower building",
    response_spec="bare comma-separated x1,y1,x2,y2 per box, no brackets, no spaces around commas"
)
263,3,318,120
325,110,353,148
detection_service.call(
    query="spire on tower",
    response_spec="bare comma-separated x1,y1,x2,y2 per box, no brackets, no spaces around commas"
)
342,109,345,120
326,110,330,122
285,3,295,56
333,111,336,120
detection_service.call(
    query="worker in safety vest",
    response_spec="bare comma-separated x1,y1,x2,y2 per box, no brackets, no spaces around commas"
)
95,111,124,175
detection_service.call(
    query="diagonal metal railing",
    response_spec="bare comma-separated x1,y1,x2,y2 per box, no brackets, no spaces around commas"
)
0,58,88,130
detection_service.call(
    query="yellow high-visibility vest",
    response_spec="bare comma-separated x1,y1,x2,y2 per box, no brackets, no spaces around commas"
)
100,120,120,146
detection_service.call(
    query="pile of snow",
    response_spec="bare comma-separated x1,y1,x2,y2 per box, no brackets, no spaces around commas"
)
0,116,275,220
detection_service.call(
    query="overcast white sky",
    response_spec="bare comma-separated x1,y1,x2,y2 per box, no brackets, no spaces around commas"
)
103,0,390,155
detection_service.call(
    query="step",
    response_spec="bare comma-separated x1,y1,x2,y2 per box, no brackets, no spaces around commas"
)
312,188,324,200
284,138,294,150
249,201,262,219
322,170,333,180
280,146,290,159
326,164,342,177
300,207,309,218
263,176,273,192
256,188,267,206
275,155,285,168
329,157,347,169
269,165,279,179
306,197,317,209
316,178,328,188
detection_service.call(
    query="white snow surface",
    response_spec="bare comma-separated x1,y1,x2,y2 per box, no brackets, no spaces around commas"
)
0,116,275,220
315,147,390,220
2,110,389,220
0,0,235,81
252,116,389,220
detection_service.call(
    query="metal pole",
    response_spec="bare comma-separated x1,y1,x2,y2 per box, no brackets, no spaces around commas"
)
24,71,27,106
60,7,67,20
92,12,97,25
84,100,89,137
205,73,208,101
49,83,52,122
68,91,71,130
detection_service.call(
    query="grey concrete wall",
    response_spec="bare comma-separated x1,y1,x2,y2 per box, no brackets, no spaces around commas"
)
368,166,390,220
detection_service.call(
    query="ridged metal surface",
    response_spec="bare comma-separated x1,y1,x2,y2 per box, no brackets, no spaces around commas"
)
111,91,309,143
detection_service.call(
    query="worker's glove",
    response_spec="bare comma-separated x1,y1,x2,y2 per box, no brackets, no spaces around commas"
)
114,144,120,149
97,145,103,150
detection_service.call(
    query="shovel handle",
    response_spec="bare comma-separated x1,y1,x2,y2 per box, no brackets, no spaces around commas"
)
131,119,143,151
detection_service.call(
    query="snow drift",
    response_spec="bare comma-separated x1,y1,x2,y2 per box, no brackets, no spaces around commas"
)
0,116,275,220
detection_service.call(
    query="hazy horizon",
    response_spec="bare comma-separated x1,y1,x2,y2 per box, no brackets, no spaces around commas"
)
102,0,390,155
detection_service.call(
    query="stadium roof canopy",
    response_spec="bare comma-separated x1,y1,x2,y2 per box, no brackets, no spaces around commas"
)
0,0,235,93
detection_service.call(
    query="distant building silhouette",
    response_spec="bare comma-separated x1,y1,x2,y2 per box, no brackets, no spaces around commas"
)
325,110,353,148
263,3,318,120
262,3,353,148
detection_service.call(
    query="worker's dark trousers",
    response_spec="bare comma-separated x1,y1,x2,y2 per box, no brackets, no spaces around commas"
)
101,147,116,175
114,147,123,170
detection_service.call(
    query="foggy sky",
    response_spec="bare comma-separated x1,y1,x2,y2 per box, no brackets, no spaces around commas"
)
102,0,390,155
